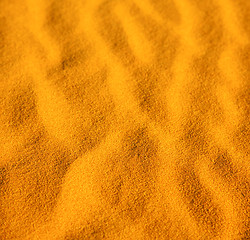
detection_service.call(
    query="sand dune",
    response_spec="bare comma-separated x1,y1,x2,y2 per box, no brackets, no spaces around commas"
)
0,0,249,239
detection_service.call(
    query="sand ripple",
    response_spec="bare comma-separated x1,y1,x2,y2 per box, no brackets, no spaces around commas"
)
0,0,249,239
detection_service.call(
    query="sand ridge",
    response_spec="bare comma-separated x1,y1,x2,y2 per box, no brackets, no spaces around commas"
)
0,0,249,239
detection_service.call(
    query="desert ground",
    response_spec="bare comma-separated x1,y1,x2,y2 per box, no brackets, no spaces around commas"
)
0,0,249,239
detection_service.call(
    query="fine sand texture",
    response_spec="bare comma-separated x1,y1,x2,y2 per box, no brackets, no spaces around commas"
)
0,0,249,239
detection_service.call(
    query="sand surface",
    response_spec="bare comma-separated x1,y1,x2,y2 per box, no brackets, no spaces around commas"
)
0,0,249,239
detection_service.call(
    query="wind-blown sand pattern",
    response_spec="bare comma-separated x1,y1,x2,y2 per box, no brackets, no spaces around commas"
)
0,0,249,239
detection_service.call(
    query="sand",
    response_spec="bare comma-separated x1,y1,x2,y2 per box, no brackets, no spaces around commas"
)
0,0,249,239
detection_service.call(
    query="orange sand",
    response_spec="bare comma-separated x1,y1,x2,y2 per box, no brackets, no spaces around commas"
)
0,0,249,239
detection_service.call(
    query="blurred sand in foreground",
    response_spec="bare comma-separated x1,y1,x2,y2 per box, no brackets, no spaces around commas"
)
0,0,249,239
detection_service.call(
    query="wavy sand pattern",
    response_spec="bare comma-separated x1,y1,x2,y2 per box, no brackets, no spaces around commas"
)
0,0,249,239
